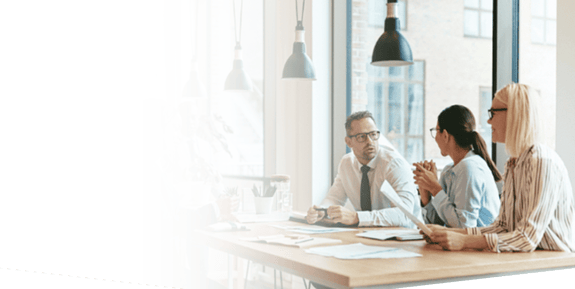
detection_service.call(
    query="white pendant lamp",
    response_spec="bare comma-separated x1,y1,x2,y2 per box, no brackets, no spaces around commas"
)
282,0,316,80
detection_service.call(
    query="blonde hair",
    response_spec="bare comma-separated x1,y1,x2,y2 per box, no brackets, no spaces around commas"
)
494,83,544,157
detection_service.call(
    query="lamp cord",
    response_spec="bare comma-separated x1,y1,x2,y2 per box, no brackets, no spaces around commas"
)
232,0,243,45
295,0,306,23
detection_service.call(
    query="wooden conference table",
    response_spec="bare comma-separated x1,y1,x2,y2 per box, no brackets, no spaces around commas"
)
198,221,575,288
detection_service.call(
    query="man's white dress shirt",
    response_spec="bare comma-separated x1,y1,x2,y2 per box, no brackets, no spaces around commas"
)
321,144,423,228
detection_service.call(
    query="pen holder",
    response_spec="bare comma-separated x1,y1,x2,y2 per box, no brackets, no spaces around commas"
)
254,197,273,214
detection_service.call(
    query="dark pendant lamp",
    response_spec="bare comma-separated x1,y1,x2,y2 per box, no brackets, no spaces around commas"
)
224,0,253,91
282,0,316,80
371,0,413,67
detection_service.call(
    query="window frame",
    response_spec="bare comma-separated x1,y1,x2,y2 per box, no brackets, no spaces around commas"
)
530,0,557,45
366,61,426,164
464,0,494,39
336,0,519,179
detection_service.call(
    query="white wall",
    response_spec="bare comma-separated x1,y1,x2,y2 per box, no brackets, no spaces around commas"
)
556,0,575,191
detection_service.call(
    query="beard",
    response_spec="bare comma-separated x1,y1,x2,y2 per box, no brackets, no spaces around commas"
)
362,145,378,160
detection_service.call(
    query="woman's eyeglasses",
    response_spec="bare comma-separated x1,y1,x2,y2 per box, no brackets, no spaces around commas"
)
488,108,507,120
429,128,440,138
348,131,380,143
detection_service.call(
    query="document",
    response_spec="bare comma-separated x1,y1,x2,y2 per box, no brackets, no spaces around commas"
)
241,234,342,248
305,243,421,259
272,225,357,234
380,189,432,235
357,229,423,241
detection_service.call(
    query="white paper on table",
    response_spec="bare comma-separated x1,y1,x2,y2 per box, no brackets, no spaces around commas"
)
305,243,421,259
380,189,432,235
357,229,423,241
271,225,357,234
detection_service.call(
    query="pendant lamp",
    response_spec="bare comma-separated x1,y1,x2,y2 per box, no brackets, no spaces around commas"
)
224,0,253,91
371,0,413,67
282,0,316,80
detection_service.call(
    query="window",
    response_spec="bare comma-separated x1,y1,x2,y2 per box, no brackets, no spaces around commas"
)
531,0,556,45
366,61,424,164
520,0,556,148
368,0,407,30
478,87,492,155
464,0,493,38
351,1,493,171
195,0,265,177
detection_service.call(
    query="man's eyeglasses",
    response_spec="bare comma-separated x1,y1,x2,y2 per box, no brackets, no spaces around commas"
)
429,128,440,138
348,131,380,143
488,108,507,120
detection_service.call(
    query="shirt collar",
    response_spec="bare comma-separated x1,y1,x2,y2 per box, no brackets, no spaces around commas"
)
448,150,477,174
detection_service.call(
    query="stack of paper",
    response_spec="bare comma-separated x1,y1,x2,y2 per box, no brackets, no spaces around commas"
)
357,229,423,241
305,243,421,259
241,234,342,248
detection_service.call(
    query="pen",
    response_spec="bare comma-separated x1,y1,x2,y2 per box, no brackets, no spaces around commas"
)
295,238,314,244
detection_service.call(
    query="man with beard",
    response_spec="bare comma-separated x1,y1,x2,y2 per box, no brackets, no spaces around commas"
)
306,111,422,228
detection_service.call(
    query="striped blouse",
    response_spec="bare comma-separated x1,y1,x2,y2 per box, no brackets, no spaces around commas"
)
467,144,575,252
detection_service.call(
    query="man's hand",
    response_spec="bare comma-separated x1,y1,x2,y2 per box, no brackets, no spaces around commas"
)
306,205,326,224
327,205,359,225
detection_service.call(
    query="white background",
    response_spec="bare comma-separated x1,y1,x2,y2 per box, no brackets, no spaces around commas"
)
0,0,167,287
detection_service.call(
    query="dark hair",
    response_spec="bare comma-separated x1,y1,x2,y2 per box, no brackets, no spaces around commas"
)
438,105,502,182
345,111,375,135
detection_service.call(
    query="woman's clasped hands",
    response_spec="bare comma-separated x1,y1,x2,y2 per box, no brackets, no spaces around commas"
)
413,160,442,206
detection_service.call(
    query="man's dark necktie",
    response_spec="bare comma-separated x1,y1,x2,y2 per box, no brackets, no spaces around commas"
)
360,165,371,211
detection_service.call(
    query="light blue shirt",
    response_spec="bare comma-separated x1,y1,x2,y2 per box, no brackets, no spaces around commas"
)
424,151,500,228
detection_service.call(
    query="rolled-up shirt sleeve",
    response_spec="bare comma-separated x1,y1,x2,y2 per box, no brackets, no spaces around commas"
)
321,161,348,207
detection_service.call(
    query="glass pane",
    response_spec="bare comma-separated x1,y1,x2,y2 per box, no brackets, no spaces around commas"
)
388,83,404,134
546,0,557,19
389,66,404,79
480,0,493,11
367,81,385,128
531,0,545,17
531,18,545,43
407,138,423,165
464,10,479,36
546,20,557,45
408,84,424,135
464,0,479,9
390,138,405,157
520,1,557,148
368,0,386,27
408,61,424,81
480,12,493,38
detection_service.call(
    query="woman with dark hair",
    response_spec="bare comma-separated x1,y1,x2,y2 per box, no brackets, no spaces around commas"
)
425,84,575,252
413,105,501,228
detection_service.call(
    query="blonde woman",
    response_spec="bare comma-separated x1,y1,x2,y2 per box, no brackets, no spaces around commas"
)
426,83,575,252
